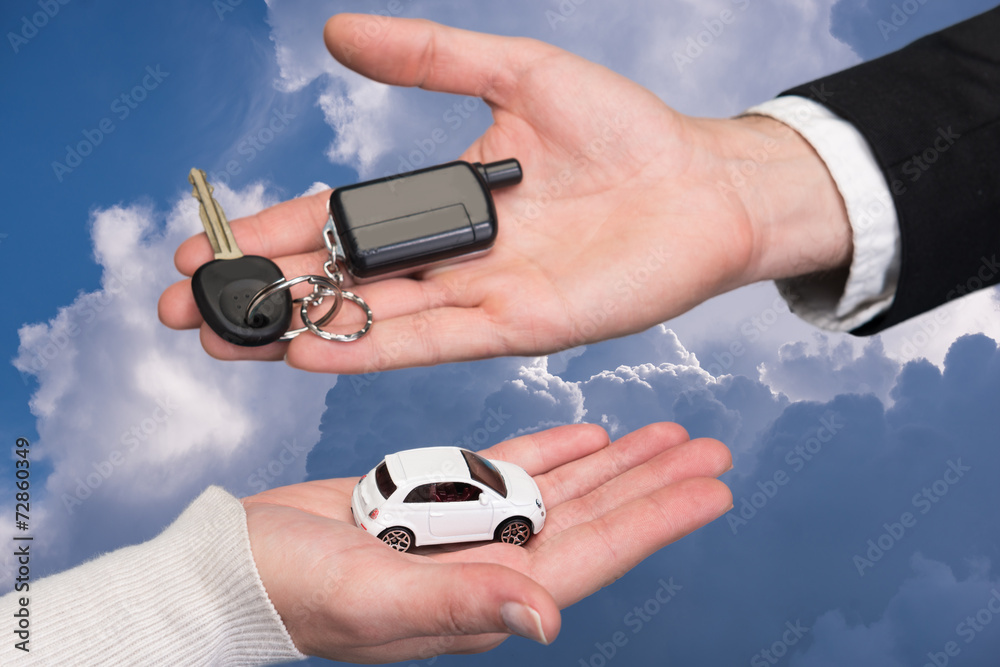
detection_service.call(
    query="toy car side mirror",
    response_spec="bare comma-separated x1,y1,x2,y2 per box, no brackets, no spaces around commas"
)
479,494,490,506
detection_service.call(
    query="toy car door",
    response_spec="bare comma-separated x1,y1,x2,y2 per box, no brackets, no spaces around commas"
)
424,482,494,539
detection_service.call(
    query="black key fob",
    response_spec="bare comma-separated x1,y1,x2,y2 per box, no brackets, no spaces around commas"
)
328,159,522,281
192,256,292,347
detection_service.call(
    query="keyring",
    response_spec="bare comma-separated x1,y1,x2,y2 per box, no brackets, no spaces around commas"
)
246,275,343,341
300,290,373,342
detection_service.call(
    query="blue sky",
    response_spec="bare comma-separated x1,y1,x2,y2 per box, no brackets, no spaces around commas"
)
2,1,1000,666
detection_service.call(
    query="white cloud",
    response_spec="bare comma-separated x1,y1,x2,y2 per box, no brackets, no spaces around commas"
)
878,288,1000,367
316,74,395,174
6,182,335,579
264,0,858,177
759,335,901,403
576,0,859,115
265,0,342,94
265,1,483,179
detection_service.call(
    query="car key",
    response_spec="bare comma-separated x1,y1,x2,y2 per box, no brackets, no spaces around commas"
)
188,168,292,346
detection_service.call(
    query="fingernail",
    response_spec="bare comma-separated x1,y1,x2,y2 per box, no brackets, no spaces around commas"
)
501,602,548,645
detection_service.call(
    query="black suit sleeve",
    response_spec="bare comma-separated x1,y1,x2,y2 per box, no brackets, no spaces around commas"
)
781,7,1000,335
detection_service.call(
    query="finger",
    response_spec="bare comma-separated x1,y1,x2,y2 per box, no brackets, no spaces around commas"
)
162,271,463,344
542,437,733,534
357,631,509,663
534,422,694,507
158,278,201,330
480,423,611,477
375,561,560,646
330,271,484,320
532,477,732,607
159,247,333,331
193,271,487,363
199,323,287,362
324,14,552,104
162,266,479,362
284,305,513,374
174,189,331,277
163,249,483,341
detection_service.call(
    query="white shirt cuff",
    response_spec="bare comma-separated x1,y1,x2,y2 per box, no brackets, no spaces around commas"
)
744,95,901,332
0,486,305,666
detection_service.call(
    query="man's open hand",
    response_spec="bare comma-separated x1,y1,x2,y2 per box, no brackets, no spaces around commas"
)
158,14,850,373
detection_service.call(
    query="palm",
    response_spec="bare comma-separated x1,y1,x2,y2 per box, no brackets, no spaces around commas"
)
243,423,731,663
447,51,754,352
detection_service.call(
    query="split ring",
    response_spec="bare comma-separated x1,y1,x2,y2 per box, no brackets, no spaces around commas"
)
300,290,373,342
246,275,343,341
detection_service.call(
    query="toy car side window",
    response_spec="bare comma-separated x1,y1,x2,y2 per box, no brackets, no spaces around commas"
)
433,482,481,502
448,482,481,502
404,484,435,503
375,462,397,499
402,482,482,503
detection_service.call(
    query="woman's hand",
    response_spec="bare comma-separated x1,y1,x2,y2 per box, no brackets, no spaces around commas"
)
243,422,732,662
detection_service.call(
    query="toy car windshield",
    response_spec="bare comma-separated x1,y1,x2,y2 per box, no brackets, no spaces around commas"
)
461,449,507,497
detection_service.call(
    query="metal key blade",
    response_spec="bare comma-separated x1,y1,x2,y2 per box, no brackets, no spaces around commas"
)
188,169,290,346
188,168,242,260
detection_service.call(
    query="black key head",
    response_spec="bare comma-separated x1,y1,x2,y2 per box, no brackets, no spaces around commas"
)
191,256,292,347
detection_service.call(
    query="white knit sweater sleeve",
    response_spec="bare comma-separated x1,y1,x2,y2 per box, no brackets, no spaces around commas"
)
0,486,305,666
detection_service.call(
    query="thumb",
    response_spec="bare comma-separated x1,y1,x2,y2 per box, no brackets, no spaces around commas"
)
396,560,561,645
323,13,548,102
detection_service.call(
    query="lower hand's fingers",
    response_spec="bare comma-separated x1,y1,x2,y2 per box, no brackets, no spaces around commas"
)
534,422,694,506
358,632,509,663
480,423,612,478
399,562,558,644
319,561,559,663
543,437,732,532
532,477,732,606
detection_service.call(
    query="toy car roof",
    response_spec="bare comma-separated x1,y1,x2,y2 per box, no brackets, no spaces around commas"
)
384,446,475,484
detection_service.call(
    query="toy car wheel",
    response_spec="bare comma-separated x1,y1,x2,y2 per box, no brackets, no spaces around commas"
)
378,527,414,552
495,518,532,546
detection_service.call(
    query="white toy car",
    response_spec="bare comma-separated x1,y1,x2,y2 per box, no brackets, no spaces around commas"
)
351,446,546,552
